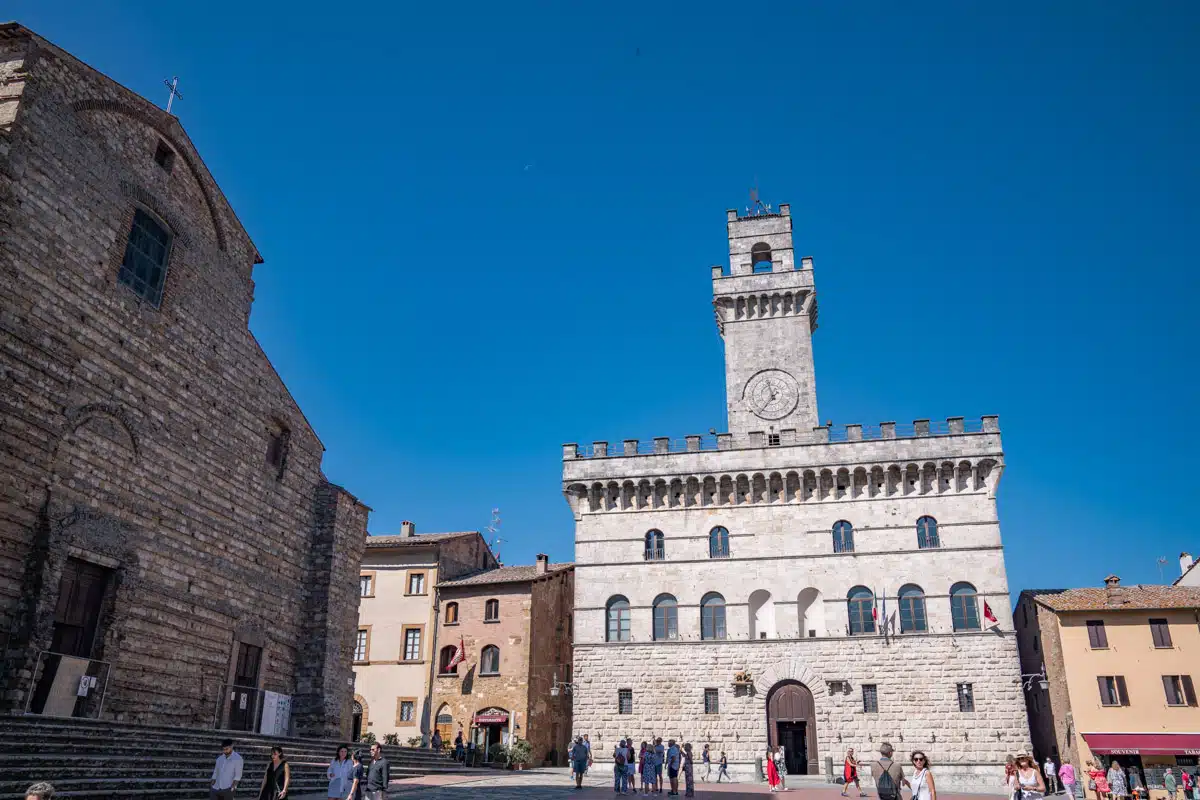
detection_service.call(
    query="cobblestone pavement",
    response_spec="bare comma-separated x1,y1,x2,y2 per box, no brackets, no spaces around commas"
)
295,767,1010,799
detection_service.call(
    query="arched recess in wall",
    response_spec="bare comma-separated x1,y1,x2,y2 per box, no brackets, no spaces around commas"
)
749,589,776,639
796,588,824,637
71,99,228,251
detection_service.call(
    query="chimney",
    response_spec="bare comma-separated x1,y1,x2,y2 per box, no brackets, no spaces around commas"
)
1182,553,1195,577
535,553,548,574
1104,574,1127,604
400,520,415,538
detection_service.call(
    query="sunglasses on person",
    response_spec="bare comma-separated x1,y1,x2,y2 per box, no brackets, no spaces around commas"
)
913,756,926,763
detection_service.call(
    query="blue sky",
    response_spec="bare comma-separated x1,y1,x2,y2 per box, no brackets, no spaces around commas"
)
14,1,1199,603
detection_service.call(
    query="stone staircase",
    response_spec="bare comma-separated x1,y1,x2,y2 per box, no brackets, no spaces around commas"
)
0,716,470,798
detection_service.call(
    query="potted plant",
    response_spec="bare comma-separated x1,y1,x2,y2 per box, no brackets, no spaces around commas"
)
507,738,532,771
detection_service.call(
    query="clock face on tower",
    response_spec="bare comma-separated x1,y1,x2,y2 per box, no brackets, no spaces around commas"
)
743,370,801,420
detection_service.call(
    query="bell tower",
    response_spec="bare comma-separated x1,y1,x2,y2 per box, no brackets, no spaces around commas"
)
711,203,819,437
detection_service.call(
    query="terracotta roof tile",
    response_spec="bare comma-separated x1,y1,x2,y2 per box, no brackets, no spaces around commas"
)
365,531,479,548
438,563,574,588
1034,584,1200,612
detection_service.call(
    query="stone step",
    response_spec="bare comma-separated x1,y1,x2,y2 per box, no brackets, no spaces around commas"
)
0,737,457,765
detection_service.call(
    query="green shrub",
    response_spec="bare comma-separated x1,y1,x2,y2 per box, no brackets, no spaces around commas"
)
507,738,533,766
382,733,400,746
488,743,509,764
358,731,377,745
406,736,424,747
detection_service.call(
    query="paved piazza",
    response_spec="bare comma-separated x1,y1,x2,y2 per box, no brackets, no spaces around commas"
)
293,767,1008,799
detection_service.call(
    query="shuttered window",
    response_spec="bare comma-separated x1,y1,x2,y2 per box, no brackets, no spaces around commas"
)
1098,675,1129,707
1163,675,1197,707
1087,620,1108,648
1150,619,1173,648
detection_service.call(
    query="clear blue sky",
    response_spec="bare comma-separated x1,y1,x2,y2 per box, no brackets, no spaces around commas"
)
14,1,1199,604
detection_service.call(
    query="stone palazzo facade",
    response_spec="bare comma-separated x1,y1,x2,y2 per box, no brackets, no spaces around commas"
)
562,205,1030,791
0,24,367,737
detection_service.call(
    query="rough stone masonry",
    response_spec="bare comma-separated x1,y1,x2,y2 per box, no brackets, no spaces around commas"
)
0,23,367,737
561,205,1030,792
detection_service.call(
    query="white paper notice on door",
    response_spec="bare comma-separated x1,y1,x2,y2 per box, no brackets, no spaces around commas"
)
76,675,91,697
239,693,248,710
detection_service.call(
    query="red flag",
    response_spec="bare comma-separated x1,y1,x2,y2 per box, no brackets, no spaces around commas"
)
448,636,466,668
984,601,998,625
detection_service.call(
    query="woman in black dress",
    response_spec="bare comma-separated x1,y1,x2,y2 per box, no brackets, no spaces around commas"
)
346,750,366,800
258,746,290,800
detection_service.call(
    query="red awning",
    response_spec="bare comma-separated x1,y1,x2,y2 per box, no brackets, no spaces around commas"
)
474,713,509,724
1083,733,1200,756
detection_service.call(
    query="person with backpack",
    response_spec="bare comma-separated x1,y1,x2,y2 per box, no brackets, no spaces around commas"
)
870,743,909,800
614,739,630,795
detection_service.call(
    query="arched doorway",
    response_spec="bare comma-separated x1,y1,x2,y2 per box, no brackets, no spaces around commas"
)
767,681,817,775
351,701,363,741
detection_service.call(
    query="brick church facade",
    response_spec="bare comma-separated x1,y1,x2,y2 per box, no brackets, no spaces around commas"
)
0,23,368,737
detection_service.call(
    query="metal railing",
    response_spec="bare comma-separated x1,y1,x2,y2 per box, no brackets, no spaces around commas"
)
25,651,111,719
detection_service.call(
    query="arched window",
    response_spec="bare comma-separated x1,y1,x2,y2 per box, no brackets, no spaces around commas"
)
438,645,459,675
847,586,875,635
652,594,678,641
118,208,173,307
832,521,854,553
917,516,939,549
751,242,773,273
709,527,730,558
484,599,499,621
644,530,665,561
444,602,459,624
480,645,500,675
701,592,727,640
950,582,981,631
898,584,927,633
606,596,631,642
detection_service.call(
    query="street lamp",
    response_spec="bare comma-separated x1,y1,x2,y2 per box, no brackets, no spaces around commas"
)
550,670,573,697
1021,664,1049,693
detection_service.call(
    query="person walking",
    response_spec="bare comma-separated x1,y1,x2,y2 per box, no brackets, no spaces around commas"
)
365,742,389,800
1179,770,1192,800
1107,760,1128,800
585,735,593,775
717,752,730,783
910,752,937,800
683,744,695,798
870,742,908,800
571,737,590,790
454,730,464,763
1086,761,1110,800
842,748,864,797
430,730,442,753
701,745,711,782
1059,759,1077,799
346,750,366,800
1044,758,1058,795
257,746,290,800
1163,769,1177,800
211,738,243,800
326,745,352,800
1013,753,1046,800
642,742,657,796
774,746,788,791
766,746,783,792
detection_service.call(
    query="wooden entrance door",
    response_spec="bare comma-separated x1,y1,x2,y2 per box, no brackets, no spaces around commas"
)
767,681,818,775
51,558,112,658
228,642,262,731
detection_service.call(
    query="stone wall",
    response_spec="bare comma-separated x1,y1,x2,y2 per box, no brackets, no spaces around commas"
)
528,568,574,765
0,25,367,735
574,636,1028,793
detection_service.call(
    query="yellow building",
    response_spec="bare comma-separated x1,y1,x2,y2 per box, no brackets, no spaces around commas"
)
352,523,496,742
1015,577,1200,798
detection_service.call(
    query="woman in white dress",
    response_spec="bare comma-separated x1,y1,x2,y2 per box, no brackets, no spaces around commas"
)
1014,753,1047,800
910,752,937,800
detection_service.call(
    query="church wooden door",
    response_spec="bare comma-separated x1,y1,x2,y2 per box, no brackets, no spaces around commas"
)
51,558,111,658
228,643,262,731
767,681,818,774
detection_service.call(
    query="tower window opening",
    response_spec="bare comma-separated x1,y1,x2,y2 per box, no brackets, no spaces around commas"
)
768,433,780,446
751,242,773,273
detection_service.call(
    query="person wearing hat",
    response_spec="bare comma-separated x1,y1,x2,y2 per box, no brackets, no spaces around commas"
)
1013,753,1046,800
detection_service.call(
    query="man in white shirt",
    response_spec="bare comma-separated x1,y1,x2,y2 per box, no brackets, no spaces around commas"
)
211,739,243,800
1043,757,1057,794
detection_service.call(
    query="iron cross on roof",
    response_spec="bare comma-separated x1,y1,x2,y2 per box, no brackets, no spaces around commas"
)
163,76,183,113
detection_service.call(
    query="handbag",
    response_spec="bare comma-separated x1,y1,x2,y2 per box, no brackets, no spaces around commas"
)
1089,780,1097,791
